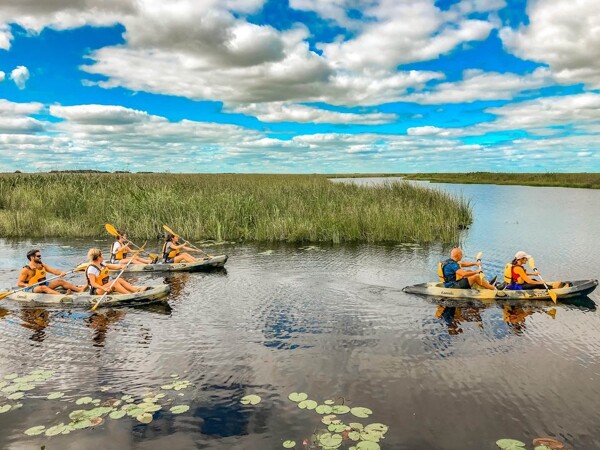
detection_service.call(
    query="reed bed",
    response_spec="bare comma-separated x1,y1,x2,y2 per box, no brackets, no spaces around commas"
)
0,173,471,243
402,172,600,189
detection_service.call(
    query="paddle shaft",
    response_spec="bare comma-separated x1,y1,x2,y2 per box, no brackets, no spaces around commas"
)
162,225,210,257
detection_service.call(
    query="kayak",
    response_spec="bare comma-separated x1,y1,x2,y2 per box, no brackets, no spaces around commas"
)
402,279,598,301
109,255,228,273
1,285,170,308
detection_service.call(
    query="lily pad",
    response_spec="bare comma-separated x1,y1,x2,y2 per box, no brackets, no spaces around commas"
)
121,394,133,401
3,373,18,380
11,403,23,411
155,393,166,399
364,423,388,434
72,419,92,430
315,404,333,415
0,381,7,389
321,414,338,425
534,447,552,450
319,433,343,447
47,392,65,400
76,396,93,405
360,431,382,442
45,424,66,436
170,405,190,414
90,417,104,426
24,425,46,436
240,395,261,405
288,392,308,403
350,407,373,418
298,399,318,410
356,442,380,450
69,410,86,420
142,404,162,413
331,405,350,414
121,404,138,412
2,384,21,393
137,413,153,424
349,423,364,431
348,431,361,441
496,439,526,449
283,440,296,448
0,405,11,414
328,424,346,433
161,384,174,390
109,410,127,419
8,392,24,400
532,438,565,449
126,407,145,417
324,399,335,405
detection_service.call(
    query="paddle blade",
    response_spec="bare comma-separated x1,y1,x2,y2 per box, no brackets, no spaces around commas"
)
549,290,558,304
0,291,12,300
528,257,536,270
91,300,100,311
74,262,90,272
105,223,119,236
162,225,176,236
476,251,483,261
479,272,484,282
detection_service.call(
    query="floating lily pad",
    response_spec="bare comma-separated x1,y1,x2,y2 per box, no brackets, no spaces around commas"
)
240,395,261,405
496,439,526,449
126,407,145,417
161,384,174,390
315,405,333,415
356,442,380,450
154,393,166,399
8,392,24,400
328,423,346,433
171,374,179,378
332,405,350,414
348,431,361,441
0,405,11,414
72,419,92,430
110,410,127,419
69,410,86,420
283,440,296,448
288,392,308,403
76,396,93,405
349,423,364,431
324,399,335,405
45,424,66,436
0,381,7,389
360,431,382,442
364,423,388,434
170,405,190,414
298,399,318,410
92,399,101,405
534,446,552,450
2,384,20,393
24,425,46,436
11,403,23,411
532,438,565,449
137,413,153,424
121,404,138,412
319,433,343,447
3,374,18,380
90,417,104,426
47,392,65,400
141,404,162,413
321,415,337,425
121,394,133,401
350,407,372,418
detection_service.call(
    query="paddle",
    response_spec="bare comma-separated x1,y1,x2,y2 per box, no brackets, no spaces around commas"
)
476,251,484,282
162,224,212,258
90,242,146,311
528,257,558,304
0,263,88,301
104,224,158,260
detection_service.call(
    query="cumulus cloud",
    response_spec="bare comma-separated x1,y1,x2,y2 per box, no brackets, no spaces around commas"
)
0,23,11,49
9,65,29,89
0,99,45,134
501,0,600,88
0,71,5,82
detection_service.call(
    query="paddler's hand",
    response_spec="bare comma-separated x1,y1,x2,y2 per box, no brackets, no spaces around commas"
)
59,271,67,277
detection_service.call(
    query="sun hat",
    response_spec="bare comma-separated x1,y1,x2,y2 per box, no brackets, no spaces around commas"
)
514,251,531,260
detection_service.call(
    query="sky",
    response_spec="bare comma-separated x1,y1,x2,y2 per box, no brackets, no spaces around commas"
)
0,0,599,173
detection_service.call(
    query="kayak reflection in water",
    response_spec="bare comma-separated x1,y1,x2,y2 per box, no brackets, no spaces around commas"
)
436,306,484,335
438,248,496,290
503,304,556,333
503,251,562,290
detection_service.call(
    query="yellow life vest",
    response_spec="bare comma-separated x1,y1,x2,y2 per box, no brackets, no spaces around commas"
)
111,241,127,261
86,264,110,287
437,262,445,283
162,242,179,259
503,263,523,284
25,265,46,285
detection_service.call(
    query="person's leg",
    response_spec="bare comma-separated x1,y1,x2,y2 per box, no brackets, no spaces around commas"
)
116,278,143,293
466,274,496,290
33,285,61,294
174,253,196,263
48,279,85,293
101,281,129,294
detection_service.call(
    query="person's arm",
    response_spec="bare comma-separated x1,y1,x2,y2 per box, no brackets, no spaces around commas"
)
106,263,125,270
17,267,30,288
459,260,480,268
514,266,542,284
45,264,66,277
456,268,483,278
88,272,108,293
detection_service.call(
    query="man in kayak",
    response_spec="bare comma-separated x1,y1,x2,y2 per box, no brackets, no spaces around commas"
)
504,251,562,290
439,247,497,290
17,249,85,294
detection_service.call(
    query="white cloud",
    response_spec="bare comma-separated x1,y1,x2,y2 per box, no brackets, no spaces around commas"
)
0,71,5,82
0,23,11,49
0,99,44,134
501,0,600,88
9,65,29,89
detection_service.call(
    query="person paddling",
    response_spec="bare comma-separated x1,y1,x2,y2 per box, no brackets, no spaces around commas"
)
503,251,562,290
110,232,153,265
86,248,146,295
18,249,85,294
162,234,204,263
438,247,497,290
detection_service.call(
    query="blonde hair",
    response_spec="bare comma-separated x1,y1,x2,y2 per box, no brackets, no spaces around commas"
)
87,248,103,261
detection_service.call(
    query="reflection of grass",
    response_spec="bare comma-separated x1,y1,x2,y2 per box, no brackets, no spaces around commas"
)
0,173,471,243
402,172,600,189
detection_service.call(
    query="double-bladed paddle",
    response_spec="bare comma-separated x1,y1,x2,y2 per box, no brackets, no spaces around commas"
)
528,257,558,304
162,225,211,258
104,224,158,260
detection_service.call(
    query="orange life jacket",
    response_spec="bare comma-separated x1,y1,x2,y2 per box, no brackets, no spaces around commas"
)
86,263,110,287
24,265,46,285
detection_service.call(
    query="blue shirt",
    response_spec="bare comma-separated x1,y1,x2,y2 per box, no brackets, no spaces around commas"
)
442,259,460,288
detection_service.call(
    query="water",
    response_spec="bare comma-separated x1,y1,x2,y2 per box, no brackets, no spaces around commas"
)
0,180,599,449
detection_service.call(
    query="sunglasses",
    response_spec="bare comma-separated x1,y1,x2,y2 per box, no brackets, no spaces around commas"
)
35,254,42,258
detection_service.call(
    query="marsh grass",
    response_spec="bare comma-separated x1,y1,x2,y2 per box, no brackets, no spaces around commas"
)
0,173,471,243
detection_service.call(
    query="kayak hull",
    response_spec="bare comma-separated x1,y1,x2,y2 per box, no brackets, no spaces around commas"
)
2,285,170,308
109,255,227,273
402,279,598,301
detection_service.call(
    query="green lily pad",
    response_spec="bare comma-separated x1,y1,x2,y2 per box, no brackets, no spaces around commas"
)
121,394,133,401
328,423,346,433
349,423,364,430
348,431,361,441
155,393,166,399
321,414,338,425
92,399,101,405
240,395,261,405
364,423,388,434
137,413,153,424
298,399,318,410
315,404,333,414
121,404,138,412
288,392,308,403
356,442,380,450
24,425,46,436
319,433,343,447
72,419,92,430
161,384,174,390
126,407,145,417
142,404,162,413
45,424,66,436
324,399,335,405
109,410,127,419
4,374,18,380
170,405,190,414
11,403,23,411
0,381,7,389
283,441,296,448
143,397,157,403
2,384,20,393
331,405,350,414
496,439,526,449
0,405,11,414
47,392,65,400
350,407,373,418
534,446,551,450
69,410,86,420
76,396,93,405
85,406,113,417
8,392,24,400
360,431,382,442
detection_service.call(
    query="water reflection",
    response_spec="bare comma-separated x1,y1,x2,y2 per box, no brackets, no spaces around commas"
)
20,308,50,343
86,310,127,347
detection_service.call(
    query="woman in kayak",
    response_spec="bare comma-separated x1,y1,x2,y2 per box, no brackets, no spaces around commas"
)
110,232,153,265
439,247,497,290
504,251,562,290
162,234,204,263
86,248,147,295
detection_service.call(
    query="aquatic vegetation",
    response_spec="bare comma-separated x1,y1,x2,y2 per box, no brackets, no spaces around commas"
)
0,173,471,243
496,437,568,450
288,392,308,402
169,405,190,414
46,392,65,400
283,440,296,448
240,394,262,405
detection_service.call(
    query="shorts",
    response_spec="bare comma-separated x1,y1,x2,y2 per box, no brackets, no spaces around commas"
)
448,278,471,289
164,257,174,264
24,281,49,292
507,283,540,290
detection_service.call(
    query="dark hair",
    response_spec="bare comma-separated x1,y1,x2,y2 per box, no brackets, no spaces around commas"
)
511,258,519,265
26,249,40,260
165,233,175,242
116,230,126,240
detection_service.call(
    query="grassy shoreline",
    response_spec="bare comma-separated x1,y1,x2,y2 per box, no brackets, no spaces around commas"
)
0,173,471,244
328,172,600,189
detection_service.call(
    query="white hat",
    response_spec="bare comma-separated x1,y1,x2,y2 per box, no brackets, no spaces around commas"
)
514,251,531,260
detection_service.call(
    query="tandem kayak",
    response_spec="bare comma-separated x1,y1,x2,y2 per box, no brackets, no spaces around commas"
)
1,285,170,308
402,279,598,301
109,255,228,273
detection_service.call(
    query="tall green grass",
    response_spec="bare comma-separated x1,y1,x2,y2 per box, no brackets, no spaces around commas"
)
0,173,471,243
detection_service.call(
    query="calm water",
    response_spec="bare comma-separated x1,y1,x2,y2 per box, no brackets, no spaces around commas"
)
0,180,599,450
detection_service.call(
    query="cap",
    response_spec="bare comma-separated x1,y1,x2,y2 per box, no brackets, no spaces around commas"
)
514,251,531,260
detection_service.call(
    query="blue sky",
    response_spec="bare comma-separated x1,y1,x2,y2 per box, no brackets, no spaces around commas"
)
0,0,598,173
